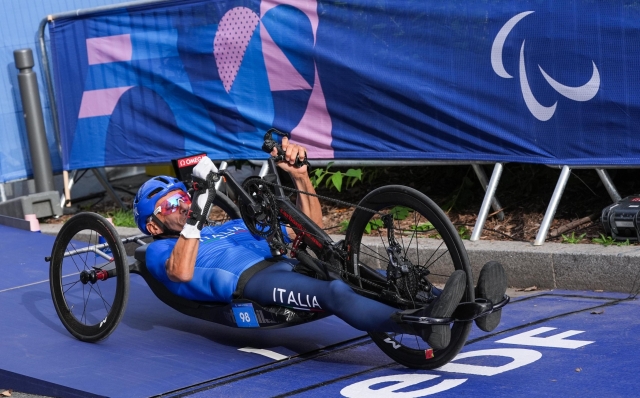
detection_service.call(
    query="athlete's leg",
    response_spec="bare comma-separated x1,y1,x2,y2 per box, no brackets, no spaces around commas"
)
243,262,406,333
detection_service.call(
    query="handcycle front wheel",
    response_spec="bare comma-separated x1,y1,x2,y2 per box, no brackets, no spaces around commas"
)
49,212,129,342
344,185,474,369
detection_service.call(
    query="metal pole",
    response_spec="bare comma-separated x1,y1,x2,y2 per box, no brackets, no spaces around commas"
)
534,165,571,246
470,163,503,241
471,164,504,221
595,169,621,203
92,168,127,209
14,49,55,193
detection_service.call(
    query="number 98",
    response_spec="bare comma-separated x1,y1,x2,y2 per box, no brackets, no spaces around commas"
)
239,312,251,323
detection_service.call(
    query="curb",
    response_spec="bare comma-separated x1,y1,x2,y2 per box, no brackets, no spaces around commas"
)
40,223,142,239
40,224,640,294
351,236,640,294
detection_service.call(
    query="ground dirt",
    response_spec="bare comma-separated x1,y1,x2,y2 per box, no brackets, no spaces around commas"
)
45,164,640,245
308,164,640,245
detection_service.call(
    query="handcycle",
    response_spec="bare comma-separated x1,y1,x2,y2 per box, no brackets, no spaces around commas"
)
46,129,509,369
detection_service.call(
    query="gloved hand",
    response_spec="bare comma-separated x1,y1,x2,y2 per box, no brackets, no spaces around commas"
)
192,156,218,180
181,156,219,239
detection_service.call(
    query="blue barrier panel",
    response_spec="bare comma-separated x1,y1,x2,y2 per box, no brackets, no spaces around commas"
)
48,0,640,170
0,0,131,183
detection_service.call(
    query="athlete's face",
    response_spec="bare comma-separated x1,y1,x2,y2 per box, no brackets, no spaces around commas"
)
147,189,190,234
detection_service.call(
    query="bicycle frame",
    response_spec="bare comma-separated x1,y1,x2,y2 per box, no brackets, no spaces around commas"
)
217,158,342,267
218,157,509,324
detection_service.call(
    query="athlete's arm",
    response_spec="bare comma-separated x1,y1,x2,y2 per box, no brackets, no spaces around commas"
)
273,137,324,229
163,157,218,282
165,236,198,282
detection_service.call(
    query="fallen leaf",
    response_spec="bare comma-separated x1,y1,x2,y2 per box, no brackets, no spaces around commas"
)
575,368,582,372
1,390,12,397
516,285,538,292
590,310,604,315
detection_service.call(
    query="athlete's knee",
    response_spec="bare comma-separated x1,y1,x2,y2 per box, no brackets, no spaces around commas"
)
328,280,357,304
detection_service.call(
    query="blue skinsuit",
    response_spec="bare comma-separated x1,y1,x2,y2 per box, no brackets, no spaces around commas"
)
145,219,404,332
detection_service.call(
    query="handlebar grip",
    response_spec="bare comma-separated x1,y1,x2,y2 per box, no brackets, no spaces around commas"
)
262,129,310,168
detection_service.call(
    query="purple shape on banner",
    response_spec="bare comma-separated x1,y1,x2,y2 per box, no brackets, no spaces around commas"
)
78,87,133,118
261,24,311,91
291,67,333,158
260,0,318,44
214,7,260,93
260,0,332,158
86,34,133,65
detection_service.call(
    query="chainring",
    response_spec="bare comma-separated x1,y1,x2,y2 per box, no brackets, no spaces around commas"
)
240,177,278,237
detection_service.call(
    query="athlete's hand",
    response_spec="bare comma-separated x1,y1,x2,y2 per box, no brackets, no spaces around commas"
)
182,156,218,239
192,156,218,180
271,137,308,175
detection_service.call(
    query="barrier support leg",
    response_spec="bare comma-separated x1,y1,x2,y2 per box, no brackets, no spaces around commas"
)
595,169,621,203
472,164,505,221
62,170,71,208
470,163,504,241
92,168,127,210
534,165,571,246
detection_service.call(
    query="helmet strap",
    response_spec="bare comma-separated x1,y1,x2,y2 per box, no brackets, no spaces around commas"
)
150,214,181,238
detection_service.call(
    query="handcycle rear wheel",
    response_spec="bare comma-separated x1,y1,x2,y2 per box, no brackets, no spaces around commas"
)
344,185,474,369
49,212,129,342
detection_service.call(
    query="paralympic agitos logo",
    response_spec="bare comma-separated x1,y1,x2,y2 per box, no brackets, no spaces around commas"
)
491,11,600,121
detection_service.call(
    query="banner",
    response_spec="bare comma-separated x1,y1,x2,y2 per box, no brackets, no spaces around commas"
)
49,0,640,170
0,0,125,182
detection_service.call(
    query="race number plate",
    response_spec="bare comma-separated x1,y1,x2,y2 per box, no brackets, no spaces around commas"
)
232,303,259,328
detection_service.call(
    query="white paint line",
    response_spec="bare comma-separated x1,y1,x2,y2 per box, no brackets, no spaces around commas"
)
238,347,288,361
0,272,80,293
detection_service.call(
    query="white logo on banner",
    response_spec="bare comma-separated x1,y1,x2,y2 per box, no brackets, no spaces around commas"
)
491,11,600,121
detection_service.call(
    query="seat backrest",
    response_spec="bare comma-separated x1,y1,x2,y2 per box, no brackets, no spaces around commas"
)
134,244,148,263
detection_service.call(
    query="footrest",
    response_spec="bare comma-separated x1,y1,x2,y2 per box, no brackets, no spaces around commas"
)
452,299,492,321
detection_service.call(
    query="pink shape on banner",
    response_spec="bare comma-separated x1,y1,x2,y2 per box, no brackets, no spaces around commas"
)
86,34,132,65
260,25,311,91
78,86,133,118
214,7,260,93
291,67,333,158
260,0,319,44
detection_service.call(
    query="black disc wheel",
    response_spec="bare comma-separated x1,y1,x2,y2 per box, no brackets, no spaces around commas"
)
207,191,242,226
49,212,129,342
344,185,474,369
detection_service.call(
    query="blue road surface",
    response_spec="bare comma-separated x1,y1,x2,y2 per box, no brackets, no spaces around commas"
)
0,224,638,397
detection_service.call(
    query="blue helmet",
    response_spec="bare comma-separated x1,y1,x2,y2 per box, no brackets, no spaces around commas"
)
133,175,187,234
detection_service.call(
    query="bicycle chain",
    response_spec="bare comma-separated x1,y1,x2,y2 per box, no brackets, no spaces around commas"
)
258,178,383,215
253,178,401,294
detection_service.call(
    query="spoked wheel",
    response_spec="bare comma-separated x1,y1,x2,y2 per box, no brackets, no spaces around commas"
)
49,212,129,342
207,192,242,226
344,185,474,369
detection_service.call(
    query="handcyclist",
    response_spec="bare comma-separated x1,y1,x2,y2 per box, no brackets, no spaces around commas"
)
133,138,507,349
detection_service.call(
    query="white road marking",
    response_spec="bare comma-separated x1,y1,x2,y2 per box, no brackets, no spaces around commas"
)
0,272,80,293
238,347,288,361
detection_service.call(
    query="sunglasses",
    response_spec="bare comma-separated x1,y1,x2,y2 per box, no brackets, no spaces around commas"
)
153,191,191,217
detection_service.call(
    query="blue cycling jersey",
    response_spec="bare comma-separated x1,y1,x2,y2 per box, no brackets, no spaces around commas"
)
145,219,279,302
145,219,405,334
